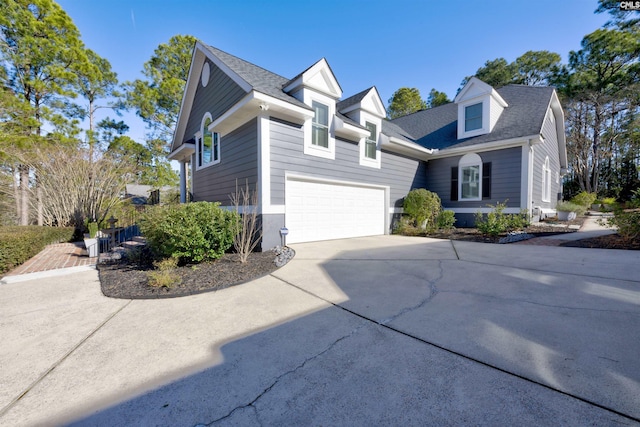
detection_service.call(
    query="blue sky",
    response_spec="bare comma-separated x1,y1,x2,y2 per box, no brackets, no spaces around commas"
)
57,0,609,145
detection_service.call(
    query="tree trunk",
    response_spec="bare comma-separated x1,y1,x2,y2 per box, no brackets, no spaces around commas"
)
19,165,29,225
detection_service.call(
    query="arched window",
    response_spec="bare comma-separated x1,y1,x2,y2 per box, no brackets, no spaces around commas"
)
196,113,220,168
459,153,482,201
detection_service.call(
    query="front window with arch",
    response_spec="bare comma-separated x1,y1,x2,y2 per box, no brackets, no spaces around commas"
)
459,153,482,201
197,113,220,168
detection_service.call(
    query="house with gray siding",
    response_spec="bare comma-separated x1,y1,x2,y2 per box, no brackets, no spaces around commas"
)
169,42,567,249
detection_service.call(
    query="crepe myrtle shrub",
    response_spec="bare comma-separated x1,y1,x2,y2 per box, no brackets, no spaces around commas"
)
403,189,442,231
139,202,240,264
436,210,456,230
475,201,530,237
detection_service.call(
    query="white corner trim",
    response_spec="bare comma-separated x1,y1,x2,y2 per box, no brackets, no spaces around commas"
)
258,114,271,213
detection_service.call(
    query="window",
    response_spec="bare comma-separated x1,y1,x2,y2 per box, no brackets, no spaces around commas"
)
196,113,220,169
465,103,483,132
542,156,551,202
461,165,480,199
312,101,329,148
365,122,377,159
451,153,487,201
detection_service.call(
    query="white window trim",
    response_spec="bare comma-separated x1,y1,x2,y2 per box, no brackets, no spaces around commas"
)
542,156,551,202
457,99,489,139
195,112,221,170
303,91,335,160
459,153,482,201
359,113,381,169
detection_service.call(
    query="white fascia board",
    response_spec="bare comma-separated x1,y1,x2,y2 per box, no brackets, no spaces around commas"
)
490,88,508,108
335,115,369,139
253,91,314,119
171,46,202,152
339,88,386,118
381,135,433,160
209,91,314,136
428,135,541,159
197,41,252,92
168,142,195,161
283,58,342,99
548,91,568,170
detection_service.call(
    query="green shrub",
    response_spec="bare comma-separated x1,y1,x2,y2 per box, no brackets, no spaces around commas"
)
556,201,587,216
139,202,239,264
403,189,441,232
606,208,640,242
0,226,75,275
147,257,181,288
475,201,529,237
436,210,456,230
570,191,597,207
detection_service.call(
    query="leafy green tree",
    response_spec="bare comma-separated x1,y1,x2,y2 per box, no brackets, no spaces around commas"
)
596,0,640,30
426,89,450,108
563,29,640,194
0,0,89,224
74,48,121,159
514,50,562,86
387,87,428,119
125,34,196,142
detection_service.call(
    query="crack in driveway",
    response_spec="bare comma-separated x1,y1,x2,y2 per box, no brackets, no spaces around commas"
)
204,324,365,426
379,260,444,325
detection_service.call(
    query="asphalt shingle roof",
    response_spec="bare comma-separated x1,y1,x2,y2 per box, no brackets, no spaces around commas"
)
203,44,311,111
390,85,555,151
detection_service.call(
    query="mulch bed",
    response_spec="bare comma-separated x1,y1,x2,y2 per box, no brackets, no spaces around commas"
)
98,251,280,300
561,234,640,250
424,216,586,244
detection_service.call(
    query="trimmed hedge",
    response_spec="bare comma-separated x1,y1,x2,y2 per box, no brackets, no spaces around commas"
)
0,226,75,275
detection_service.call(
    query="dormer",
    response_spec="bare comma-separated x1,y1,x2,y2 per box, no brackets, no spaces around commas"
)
337,87,386,168
454,77,508,139
284,59,342,160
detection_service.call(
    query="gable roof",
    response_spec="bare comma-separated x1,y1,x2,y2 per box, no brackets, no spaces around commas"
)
202,44,310,111
390,85,556,151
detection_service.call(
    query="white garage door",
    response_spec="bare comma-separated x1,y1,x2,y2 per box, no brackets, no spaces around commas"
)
285,177,386,244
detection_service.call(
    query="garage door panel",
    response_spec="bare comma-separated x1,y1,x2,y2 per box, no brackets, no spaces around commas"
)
285,179,385,244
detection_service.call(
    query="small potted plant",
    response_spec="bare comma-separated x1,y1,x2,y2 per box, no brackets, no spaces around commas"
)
591,199,602,211
555,201,586,221
84,221,99,258
601,197,616,212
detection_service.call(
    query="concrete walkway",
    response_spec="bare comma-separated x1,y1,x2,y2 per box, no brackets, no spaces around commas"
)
0,236,638,426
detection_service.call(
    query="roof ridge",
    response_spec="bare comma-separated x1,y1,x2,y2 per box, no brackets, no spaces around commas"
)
204,43,289,82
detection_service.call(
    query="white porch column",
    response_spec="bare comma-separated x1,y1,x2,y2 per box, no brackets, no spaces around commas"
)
180,161,187,203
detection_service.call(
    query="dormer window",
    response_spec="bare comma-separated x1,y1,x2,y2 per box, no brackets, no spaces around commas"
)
365,122,377,159
465,103,483,132
312,101,329,148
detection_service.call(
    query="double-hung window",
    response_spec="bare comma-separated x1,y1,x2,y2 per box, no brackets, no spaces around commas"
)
312,101,329,148
364,122,377,159
465,103,482,132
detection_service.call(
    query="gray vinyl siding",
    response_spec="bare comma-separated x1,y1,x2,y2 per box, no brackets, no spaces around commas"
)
192,119,258,202
532,109,561,208
183,59,247,141
426,147,522,209
269,118,428,209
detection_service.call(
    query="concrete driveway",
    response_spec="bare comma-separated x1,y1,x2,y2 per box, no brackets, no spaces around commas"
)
1,236,639,426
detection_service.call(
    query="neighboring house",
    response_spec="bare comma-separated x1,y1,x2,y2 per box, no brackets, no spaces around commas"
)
124,184,178,205
169,42,567,249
